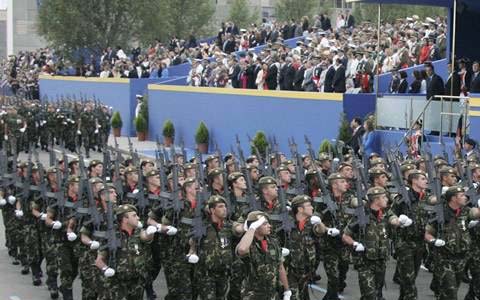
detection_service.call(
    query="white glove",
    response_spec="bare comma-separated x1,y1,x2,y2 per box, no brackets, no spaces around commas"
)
0,198,6,206
39,213,47,221
7,195,16,205
94,129,99,134
137,221,143,229
132,189,139,194
353,241,365,252
89,240,100,250
477,199,480,208
19,127,26,133
166,225,178,236
104,267,115,277
281,248,290,257
187,254,199,264
15,209,23,218
52,220,62,230
433,239,446,247
398,214,413,228
327,228,340,237
468,220,480,229
67,232,77,241
283,290,292,300
77,130,81,135
248,216,267,231
146,225,158,235
310,215,322,225
3,134,7,141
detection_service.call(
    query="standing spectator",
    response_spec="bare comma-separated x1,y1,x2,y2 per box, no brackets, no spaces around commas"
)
445,61,461,99
419,39,431,64
425,62,445,100
410,70,422,93
362,119,376,158
470,61,480,93
398,71,409,93
348,117,365,156
333,58,346,93
255,62,268,90
323,58,335,93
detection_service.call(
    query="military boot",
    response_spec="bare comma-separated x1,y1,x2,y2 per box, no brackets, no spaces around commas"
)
48,280,59,300
31,263,42,286
21,265,30,275
60,288,73,300
145,283,157,300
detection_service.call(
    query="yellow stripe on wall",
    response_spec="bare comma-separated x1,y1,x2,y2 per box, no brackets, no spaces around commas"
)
469,110,480,117
148,85,343,101
470,98,480,108
39,75,129,84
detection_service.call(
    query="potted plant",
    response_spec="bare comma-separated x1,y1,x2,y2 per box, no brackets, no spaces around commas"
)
251,130,268,158
111,111,123,137
162,119,175,146
195,121,209,154
135,115,147,141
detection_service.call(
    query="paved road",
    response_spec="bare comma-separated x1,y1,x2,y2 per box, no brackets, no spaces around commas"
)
0,136,470,299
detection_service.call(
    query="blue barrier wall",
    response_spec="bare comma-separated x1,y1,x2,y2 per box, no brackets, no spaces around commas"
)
39,76,134,136
147,85,343,154
343,93,376,122
469,94,480,142
375,59,448,94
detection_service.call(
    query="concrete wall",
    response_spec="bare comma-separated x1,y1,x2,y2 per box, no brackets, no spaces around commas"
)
7,0,45,55
147,85,344,154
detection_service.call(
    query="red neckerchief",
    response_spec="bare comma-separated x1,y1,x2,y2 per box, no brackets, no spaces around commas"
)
334,195,342,203
122,227,134,237
283,183,289,190
260,239,268,253
265,200,274,210
418,191,425,200
311,189,319,198
52,187,58,193
214,220,224,230
455,208,462,217
70,195,78,202
376,209,384,222
129,183,137,192
189,198,197,209
298,219,307,231
150,188,161,196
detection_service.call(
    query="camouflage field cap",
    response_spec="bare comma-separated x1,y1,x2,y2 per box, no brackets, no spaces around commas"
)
204,155,218,163
445,185,464,200
370,157,385,166
258,176,277,187
368,167,388,177
439,167,456,176
89,160,102,168
367,186,386,199
277,164,289,173
291,195,312,207
227,172,244,182
400,164,416,173
318,152,331,161
46,167,57,174
207,168,223,179
327,173,346,182
207,195,226,206
145,169,160,178
246,210,269,222
88,177,103,184
68,175,80,183
124,166,137,175
183,163,196,170
115,204,137,216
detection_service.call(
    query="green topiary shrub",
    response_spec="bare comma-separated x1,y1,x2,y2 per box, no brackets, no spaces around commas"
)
195,121,209,144
251,131,268,158
134,115,147,133
337,113,352,143
162,119,175,138
111,111,122,129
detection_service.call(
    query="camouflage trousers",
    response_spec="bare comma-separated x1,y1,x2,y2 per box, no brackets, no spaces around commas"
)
287,268,312,300
466,247,480,300
355,258,386,300
58,241,81,290
198,267,230,300
228,259,244,300
41,229,58,288
25,223,43,271
323,249,350,297
163,255,195,300
99,275,144,300
2,207,16,254
433,256,466,300
79,248,100,300
395,244,424,300
11,216,28,265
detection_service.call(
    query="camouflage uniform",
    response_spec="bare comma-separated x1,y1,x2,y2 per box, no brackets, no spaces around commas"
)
426,198,473,300
467,212,480,300
153,198,196,300
99,227,150,300
48,193,82,300
240,235,283,300
80,109,97,155
42,182,60,296
390,188,430,300
197,216,235,299
344,206,395,300
317,191,355,299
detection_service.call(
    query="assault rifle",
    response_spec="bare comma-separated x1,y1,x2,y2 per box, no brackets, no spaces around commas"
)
236,134,259,211
288,137,305,195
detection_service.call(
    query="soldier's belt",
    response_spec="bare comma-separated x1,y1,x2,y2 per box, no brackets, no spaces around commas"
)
313,197,323,204
236,197,248,204
93,230,107,239
180,217,193,225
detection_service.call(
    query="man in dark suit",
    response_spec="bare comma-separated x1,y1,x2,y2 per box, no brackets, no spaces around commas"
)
323,59,335,93
279,57,295,90
223,35,236,54
470,61,480,93
397,71,409,93
265,60,278,90
445,61,461,99
293,62,305,91
425,62,445,100
347,117,365,156
228,58,241,88
333,58,346,93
